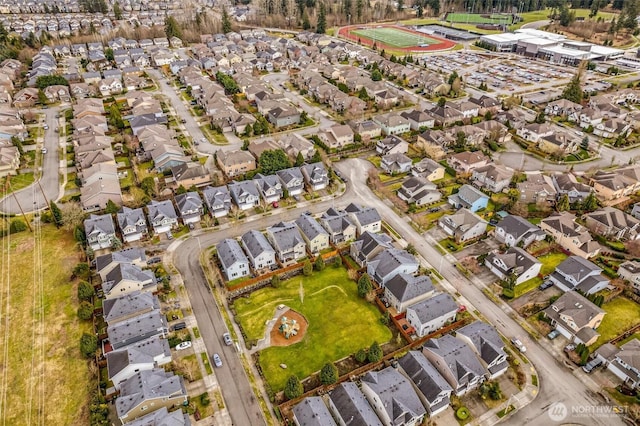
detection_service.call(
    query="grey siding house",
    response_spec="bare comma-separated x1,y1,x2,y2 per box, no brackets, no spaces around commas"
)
456,321,508,379
328,382,383,426
217,238,250,281
117,207,148,243
398,351,453,416
107,310,168,350
406,293,458,337
85,213,117,250
202,185,231,218
241,230,277,271
266,222,307,263
292,397,337,426
174,191,204,224
146,200,178,234
320,208,357,245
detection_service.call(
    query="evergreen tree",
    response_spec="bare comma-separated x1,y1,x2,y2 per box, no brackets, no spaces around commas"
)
316,3,327,34
302,14,311,30
295,152,305,167
357,273,372,298
561,63,584,104
355,348,367,362
78,281,95,301
164,16,183,39
105,200,119,214
581,192,598,212
50,201,63,227
222,8,232,34
320,362,338,385
314,255,325,271
113,1,123,19
367,341,383,362
556,194,570,212
284,375,303,400
303,260,313,276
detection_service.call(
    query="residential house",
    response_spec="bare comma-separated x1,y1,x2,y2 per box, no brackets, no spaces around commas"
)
169,163,211,189
618,260,640,292
96,248,147,282
468,95,502,116
539,131,578,155
540,212,600,258
422,334,487,396
438,208,488,243
241,230,277,272
453,100,480,119
456,321,508,379
228,180,261,211
102,263,156,299
543,291,605,346
345,203,382,236
266,221,307,263
247,139,281,160
254,173,284,204
428,105,464,127
276,167,304,197
373,112,410,135
553,173,592,204
397,176,441,206
84,214,117,251
295,214,330,255
411,158,445,181
124,407,190,426
549,255,609,295
381,152,412,174
594,118,631,139
516,123,554,143
116,369,187,423
266,105,300,128
471,164,513,193
278,133,316,161
99,77,123,96
494,214,545,248
328,382,383,426
350,231,393,268
217,238,250,281
406,293,458,337
375,135,409,155
367,248,419,286
300,162,329,191
80,177,123,212
597,339,640,391
108,310,168,350
398,351,453,416
349,119,382,141
583,207,640,241
102,290,158,325
517,173,557,204
400,109,435,131
318,124,354,150
146,200,178,234
590,165,640,203
202,186,231,218
384,273,435,313
292,397,337,426
448,152,489,175
448,184,489,212
545,99,583,118
216,149,257,178
484,247,542,285
175,192,204,225
106,336,171,390
361,367,427,426
117,207,148,243
320,208,357,245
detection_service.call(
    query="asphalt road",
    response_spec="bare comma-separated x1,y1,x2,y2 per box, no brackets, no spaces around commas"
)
0,107,62,214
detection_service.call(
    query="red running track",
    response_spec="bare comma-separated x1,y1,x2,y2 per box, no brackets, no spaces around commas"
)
337,24,457,53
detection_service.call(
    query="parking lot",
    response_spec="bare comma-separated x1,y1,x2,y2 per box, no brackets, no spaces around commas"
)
419,51,484,73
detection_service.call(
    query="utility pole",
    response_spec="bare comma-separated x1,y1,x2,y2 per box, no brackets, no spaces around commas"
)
36,180,50,209
7,177,32,232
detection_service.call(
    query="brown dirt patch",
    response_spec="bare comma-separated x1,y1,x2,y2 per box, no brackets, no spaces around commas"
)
270,309,308,347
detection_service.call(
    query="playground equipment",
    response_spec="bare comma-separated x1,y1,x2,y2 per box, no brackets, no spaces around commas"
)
279,315,300,339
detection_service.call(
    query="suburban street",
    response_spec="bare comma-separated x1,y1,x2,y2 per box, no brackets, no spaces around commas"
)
0,107,62,215
171,158,626,426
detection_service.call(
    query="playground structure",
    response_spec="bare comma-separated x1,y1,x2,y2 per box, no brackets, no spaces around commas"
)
279,315,300,339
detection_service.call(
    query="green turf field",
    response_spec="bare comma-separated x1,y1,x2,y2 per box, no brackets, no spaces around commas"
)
351,27,439,48
446,12,513,24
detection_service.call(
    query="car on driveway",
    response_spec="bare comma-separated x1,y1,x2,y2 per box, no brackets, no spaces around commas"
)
223,332,232,346
582,358,603,373
539,280,553,291
547,329,560,340
175,341,192,351
212,353,223,367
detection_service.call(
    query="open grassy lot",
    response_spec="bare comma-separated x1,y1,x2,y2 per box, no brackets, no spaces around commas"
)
511,8,618,30
594,297,640,348
514,251,567,298
446,12,512,24
0,224,91,425
2,172,36,193
352,27,440,48
233,267,392,392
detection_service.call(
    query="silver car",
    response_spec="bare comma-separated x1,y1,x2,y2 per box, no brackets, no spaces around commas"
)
212,353,222,368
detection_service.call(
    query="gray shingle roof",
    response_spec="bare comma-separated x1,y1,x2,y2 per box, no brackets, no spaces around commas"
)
347,204,381,227
216,238,249,270
116,369,186,419
96,247,146,275
276,167,303,186
228,180,260,202
292,397,337,426
385,273,434,303
423,334,487,386
147,199,178,222
84,213,116,237
398,351,452,404
106,336,171,381
174,191,203,216
107,310,167,348
241,230,275,259
556,256,601,281
117,207,147,233
368,248,418,281
267,221,305,252
103,291,160,325
361,367,426,424
497,214,542,241
352,231,393,261
329,382,383,426
295,214,329,241
103,264,155,294
124,407,190,426
456,321,506,366
408,293,458,324
202,185,231,211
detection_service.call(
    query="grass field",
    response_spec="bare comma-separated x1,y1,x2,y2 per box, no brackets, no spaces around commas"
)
514,251,568,298
594,297,640,348
0,224,91,425
511,8,618,30
233,267,392,392
351,27,440,48
446,12,513,24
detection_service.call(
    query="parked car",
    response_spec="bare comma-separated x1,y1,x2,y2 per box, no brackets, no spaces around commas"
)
511,338,527,353
212,353,223,367
547,329,560,340
223,332,232,346
539,280,553,291
564,344,576,353
167,231,173,240
147,256,162,265
175,341,192,351
41,148,47,154
272,201,279,208
43,124,49,130
171,322,187,331
582,358,603,373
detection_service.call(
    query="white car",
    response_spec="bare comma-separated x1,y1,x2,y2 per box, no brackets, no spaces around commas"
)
212,353,222,367
41,148,47,154
175,341,192,351
511,338,526,353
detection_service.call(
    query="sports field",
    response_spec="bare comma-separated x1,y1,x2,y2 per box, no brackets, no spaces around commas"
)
446,12,513,24
352,27,439,48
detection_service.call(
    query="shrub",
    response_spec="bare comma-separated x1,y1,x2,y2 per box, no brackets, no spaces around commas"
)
9,219,27,234
302,260,313,276
77,281,95,301
80,333,98,358
284,375,303,400
320,362,338,385
334,256,342,268
77,301,94,320
367,341,383,363
357,274,373,298
271,275,281,288
355,348,367,363
314,256,325,271
456,407,470,420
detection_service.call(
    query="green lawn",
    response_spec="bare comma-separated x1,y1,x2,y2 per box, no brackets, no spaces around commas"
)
538,252,568,276
352,27,440,48
234,267,392,392
511,8,618,30
1,225,91,425
3,172,35,193
446,12,513,24
594,297,640,348
514,277,543,298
